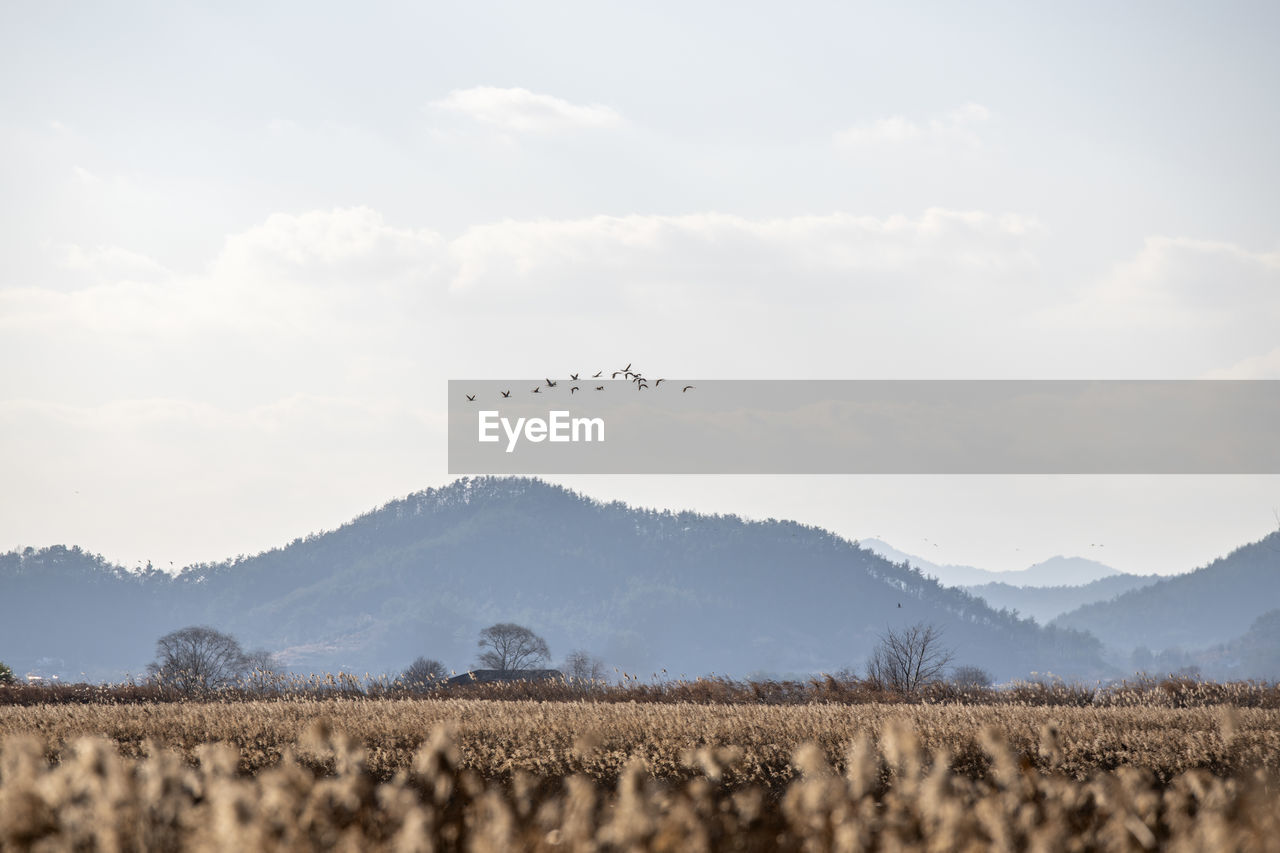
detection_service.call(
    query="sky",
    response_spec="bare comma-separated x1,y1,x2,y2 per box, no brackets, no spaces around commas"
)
1,2,1277,577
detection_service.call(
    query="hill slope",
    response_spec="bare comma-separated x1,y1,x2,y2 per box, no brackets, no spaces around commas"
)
859,541,1122,588
1051,531,1280,654
964,574,1161,625
2,478,1109,682
1193,610,1280,680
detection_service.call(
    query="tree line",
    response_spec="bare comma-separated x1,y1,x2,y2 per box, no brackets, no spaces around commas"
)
7,619,985,695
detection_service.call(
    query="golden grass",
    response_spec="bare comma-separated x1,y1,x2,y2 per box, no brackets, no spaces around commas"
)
3,704,1278,851
2,697,1279,787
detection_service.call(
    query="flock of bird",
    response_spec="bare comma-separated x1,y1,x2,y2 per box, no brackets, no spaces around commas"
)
465,363,695,402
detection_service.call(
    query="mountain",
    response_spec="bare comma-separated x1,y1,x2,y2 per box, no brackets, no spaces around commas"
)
859,540,1124,588
1,477,1109,682
0,547,175,681
1192,610,1280,681
1050,531,1280,655
962,574,1161,625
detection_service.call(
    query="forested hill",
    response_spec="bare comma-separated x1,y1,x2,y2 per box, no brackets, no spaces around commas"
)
2,477,1108,682
964,573,1160,625
1051,530,1280,654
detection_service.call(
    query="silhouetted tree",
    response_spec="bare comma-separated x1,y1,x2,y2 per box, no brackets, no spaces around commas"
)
242,647,280,673
866,622,955,694
476,623,549,671
402,656,447,688
562,649,606,681
147,626,252,692
240,647,282,691
950,665,994,689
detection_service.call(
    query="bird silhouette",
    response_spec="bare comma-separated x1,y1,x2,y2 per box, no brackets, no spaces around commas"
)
612,371,624,378
501,390,511,398
570,373,579,380
545,378,557,387
532,387,541,393
595,385,604,391
465,394,475,401
897,603,902,608
593,371,603,377
654,378,665,386
570,386,579,394
622,363,632,372
682,385,695,392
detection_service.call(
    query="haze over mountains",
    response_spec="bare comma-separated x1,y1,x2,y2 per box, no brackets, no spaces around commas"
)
1051,533,1280,660
3,477,1276,684
859,540,1126,588
964,574,1161,626
2,477,1107,684
862,532,1280,678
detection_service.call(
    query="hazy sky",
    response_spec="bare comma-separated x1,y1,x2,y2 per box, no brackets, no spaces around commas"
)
2,2,1277,576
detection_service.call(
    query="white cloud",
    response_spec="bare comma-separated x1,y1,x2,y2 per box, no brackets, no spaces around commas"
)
1063,236,1280,331
9,204,1275,408
431,86,623,133
53,243,170,282
446,207,1043,308
1204,347,1280,379
835,102,991,149
1033,235,1280,377
215,206,445,286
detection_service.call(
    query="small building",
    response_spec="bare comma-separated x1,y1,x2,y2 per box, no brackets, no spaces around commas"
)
447,669,564,686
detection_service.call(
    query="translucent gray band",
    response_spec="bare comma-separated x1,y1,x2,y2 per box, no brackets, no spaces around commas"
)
448,380,1280,474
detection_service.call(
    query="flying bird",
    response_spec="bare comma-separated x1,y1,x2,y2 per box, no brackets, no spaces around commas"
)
501,390,511,398
612,371,624,378
682,385,695,392
654,378,665,386
570,386,579,394
593,371,603,378
545,378,557,387
532,387,541,393
621,363,632,372
466,394,475,401
595,385,604,391
570,373,579,380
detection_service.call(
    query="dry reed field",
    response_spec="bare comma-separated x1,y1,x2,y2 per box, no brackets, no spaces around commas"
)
3,689,1280,850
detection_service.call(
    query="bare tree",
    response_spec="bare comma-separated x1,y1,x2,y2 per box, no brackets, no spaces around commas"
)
476,623,550,671
147,626,251,692
243,647,280,673
401,656,448,689
562,649,606,681
865,622,955,694
241,647,282,691
950,665,994,689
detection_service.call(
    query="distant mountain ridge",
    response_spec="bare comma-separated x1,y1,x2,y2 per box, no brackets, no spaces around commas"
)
1192,610,1280,680
859,539,1124,588
2,478,1111,682
1051,531,1280,656
962,574,1161,625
